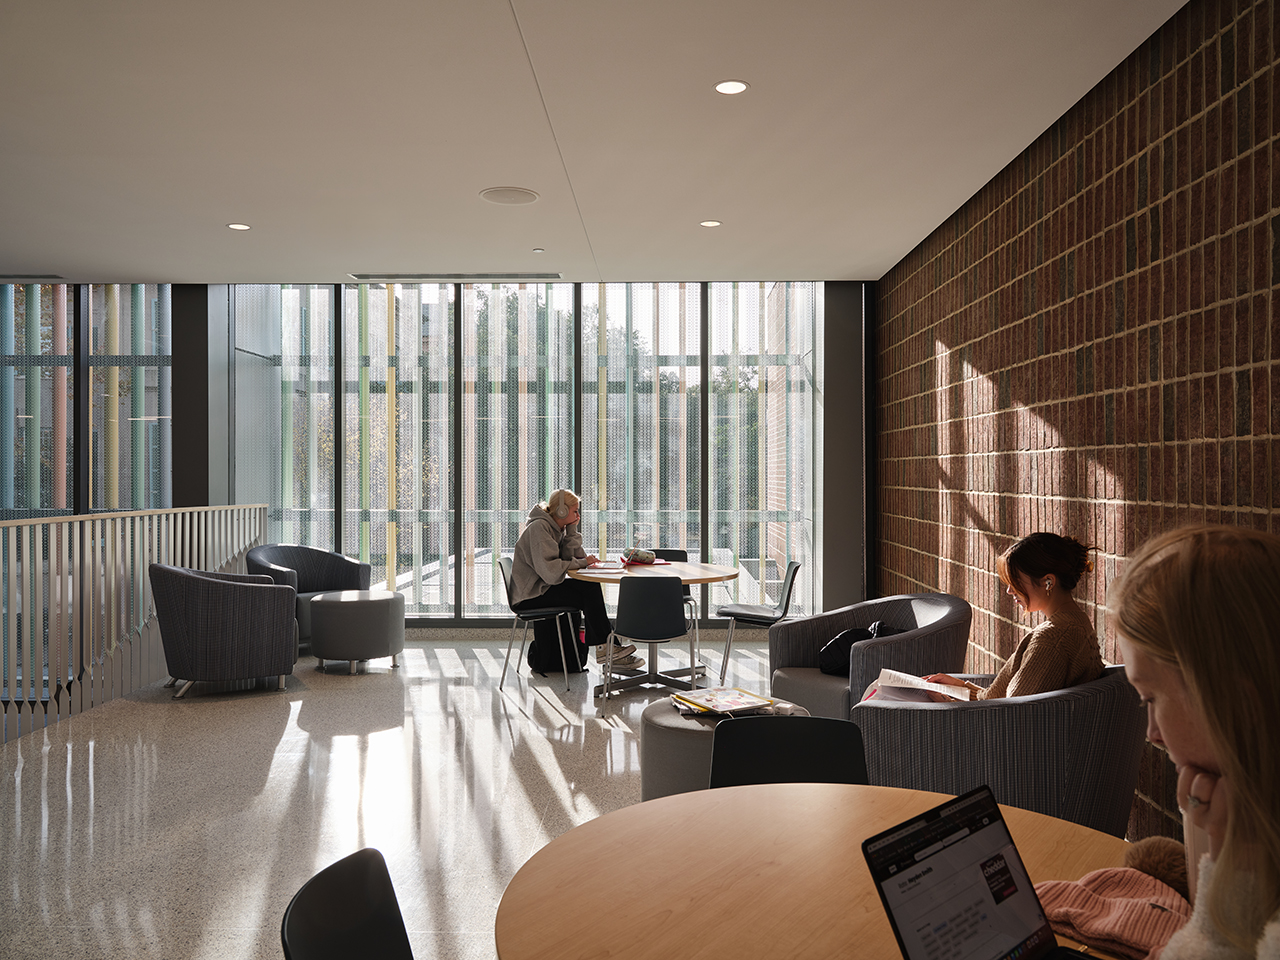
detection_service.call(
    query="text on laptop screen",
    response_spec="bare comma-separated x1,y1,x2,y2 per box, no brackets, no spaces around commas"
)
863,789,1060,960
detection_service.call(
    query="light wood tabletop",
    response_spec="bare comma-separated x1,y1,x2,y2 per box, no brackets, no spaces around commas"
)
568,560,739,585
494,782,1129,960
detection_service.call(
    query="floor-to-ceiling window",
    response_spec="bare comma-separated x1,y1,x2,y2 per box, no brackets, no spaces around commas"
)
232,280,821,620
580,282,702,573
0,284,75,518
89,284,171,512
341,283,455,614
709,282,819,615
461,283,574,616
234,283,334,546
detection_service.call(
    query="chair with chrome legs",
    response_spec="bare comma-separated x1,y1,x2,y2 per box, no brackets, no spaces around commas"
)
597,575,698,700
652,548,699,660
714,560,800,685
498,556,577,692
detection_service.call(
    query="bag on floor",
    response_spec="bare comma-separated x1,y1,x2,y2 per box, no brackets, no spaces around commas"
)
526,613,589,675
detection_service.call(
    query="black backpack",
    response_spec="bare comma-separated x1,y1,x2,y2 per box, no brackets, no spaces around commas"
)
526,613,589,675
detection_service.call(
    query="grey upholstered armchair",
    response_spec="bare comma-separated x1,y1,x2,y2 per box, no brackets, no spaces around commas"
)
851,666,1146,837
149,563,298,699
246,544,371,644
769,593,972,720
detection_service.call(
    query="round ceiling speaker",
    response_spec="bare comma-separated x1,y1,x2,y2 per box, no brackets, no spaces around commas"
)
480,186,540,205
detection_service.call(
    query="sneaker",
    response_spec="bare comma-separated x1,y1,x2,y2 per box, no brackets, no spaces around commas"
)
596,640,637,663
606,654,645,672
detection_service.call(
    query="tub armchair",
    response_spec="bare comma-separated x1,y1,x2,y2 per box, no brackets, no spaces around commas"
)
769,593,972,720
851,665,1146,837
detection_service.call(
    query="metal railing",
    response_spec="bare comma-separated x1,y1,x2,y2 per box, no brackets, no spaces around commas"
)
1,504,267,743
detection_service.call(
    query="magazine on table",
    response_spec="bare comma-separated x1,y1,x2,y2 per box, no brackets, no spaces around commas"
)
671,687,774,714
862,668,972,702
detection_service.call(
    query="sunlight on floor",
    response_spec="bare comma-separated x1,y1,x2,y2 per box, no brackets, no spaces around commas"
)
0,637,770,960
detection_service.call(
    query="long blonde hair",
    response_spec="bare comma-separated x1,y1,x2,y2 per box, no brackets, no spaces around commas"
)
1109,525,1280,947
543,489,580,520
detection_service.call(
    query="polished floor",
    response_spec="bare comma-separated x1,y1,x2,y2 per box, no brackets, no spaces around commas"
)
0,630,769,960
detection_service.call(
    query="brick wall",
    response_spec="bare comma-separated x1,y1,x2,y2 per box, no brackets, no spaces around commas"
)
875,0,1279,840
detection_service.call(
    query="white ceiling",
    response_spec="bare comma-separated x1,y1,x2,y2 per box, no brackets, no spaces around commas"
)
0,0,1185,284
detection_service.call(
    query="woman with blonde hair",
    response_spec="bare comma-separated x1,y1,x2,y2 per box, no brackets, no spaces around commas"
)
510,488,642,671
1110,525,1280,958
925,532,1104,699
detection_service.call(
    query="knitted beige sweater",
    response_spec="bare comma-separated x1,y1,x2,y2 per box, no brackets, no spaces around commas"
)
967,608,1104,700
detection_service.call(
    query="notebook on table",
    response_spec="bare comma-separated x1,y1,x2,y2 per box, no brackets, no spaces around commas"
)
861,785,1091,960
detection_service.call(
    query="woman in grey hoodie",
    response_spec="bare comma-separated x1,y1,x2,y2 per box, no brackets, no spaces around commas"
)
510,488,642,670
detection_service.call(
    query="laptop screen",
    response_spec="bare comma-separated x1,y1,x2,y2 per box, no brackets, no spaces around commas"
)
862,786,1065,960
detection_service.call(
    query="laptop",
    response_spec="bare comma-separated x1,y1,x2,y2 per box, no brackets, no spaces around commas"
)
861,785,1090,960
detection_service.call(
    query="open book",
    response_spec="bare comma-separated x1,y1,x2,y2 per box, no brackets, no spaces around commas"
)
863,668,972,702
671,687,773,714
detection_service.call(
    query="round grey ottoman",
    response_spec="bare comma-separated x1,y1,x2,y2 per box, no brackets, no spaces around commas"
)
639,698,814,801
310,590,405,674
640,700,723,801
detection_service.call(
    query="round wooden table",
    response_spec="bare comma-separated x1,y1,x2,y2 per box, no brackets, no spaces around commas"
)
568,559,739,585
494,783,1129,960
570,561,739,696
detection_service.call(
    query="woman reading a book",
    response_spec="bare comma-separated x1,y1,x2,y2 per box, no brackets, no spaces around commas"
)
1109,526,1279,958
510,488,642,671
923,532,1104,700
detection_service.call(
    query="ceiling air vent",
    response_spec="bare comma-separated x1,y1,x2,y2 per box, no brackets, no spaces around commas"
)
349,273,563,282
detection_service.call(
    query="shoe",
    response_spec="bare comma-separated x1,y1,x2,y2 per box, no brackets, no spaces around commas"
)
596,640,637,663
606,655,645,672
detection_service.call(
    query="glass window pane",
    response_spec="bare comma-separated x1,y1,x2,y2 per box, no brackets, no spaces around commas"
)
234,284,334,547
343,283,455,615
708,282,820,616
0,284,75,517
90,284,171,512
581,283,701,567
461,283,573,617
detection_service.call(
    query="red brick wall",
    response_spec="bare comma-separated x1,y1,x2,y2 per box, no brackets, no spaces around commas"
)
875,0,1279,840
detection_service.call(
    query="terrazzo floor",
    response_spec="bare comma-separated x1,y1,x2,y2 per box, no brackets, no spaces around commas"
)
0,632,771,959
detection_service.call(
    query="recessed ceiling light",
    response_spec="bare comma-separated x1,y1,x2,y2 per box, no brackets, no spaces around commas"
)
532,247,545,253
700,220,722,228
227,223,251,231
714,80,749,95
480,186,540,205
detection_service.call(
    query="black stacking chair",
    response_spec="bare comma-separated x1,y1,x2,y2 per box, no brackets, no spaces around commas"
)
708,714,868,789
652,547,699,657
498,556,576,692
715,560,800,685
281,847,413,960
599,575,695,699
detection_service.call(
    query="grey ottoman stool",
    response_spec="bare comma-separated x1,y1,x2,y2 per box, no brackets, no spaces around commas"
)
310,590,405,675
639,700,722,801
639,698,812,801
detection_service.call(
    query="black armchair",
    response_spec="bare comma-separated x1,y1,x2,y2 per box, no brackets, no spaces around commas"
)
246,544,372,643
148,563,297,699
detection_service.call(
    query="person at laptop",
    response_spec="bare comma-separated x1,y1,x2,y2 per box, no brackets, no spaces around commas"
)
923,532,1104,700
1110,526,1280,959
510,488,643,671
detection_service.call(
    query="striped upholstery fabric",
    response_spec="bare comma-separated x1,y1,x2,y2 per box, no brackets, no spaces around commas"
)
768,593,972,720
246,545,372,640
149,563,298,685
852,666,1146,837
